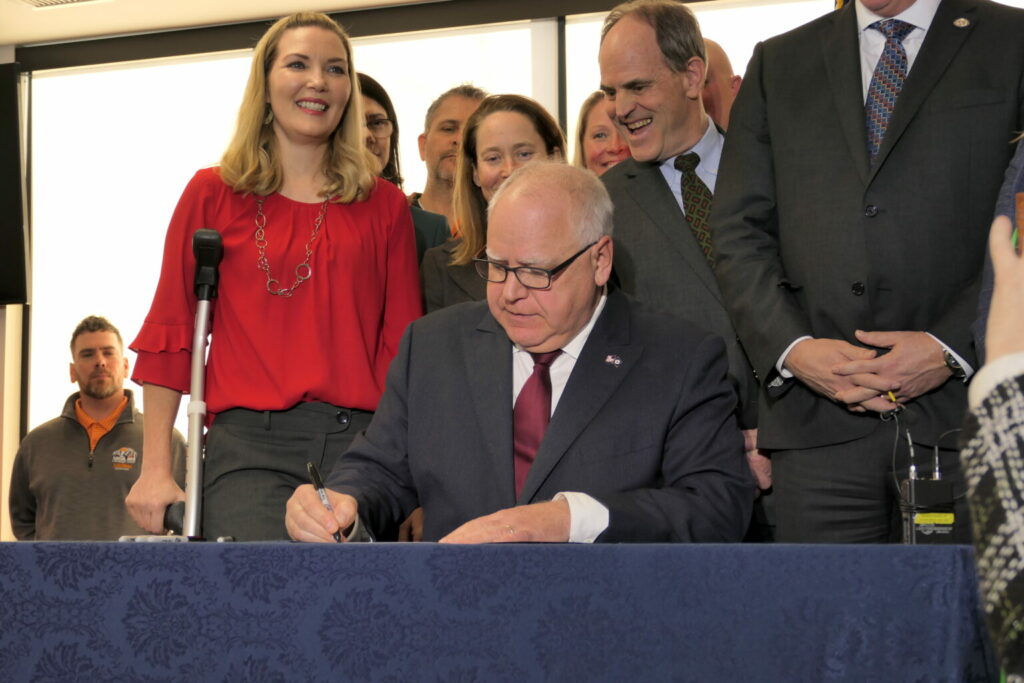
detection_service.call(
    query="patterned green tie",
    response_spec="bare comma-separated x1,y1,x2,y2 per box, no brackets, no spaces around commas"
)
675,152,714,266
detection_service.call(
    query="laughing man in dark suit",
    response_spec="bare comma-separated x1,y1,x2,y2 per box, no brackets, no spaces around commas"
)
598,1,768,530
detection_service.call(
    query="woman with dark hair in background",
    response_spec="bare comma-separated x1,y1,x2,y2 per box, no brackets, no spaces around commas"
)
573,90,629,177
126,13,422,541
358,72,448,263
421,94,565,313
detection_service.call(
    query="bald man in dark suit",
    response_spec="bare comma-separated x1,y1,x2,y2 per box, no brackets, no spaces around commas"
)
285,162,753,544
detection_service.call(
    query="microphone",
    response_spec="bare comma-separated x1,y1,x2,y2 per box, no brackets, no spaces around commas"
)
192,229,223,301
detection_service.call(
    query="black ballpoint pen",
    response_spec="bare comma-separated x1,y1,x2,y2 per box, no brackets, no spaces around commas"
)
306,461,343,543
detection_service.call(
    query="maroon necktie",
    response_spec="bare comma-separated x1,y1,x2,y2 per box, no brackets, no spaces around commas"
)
513,350,562,497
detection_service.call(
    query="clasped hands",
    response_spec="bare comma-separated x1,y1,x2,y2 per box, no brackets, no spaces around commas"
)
285,484,571,544
784,331,952,413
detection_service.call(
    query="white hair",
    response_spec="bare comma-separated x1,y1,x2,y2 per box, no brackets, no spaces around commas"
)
487,161,613,247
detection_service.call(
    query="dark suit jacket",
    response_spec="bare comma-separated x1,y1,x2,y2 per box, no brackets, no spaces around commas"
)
603,158,758,429
325,288,753,542
711,0,1024,449
420,238,486,313
410,205,449,265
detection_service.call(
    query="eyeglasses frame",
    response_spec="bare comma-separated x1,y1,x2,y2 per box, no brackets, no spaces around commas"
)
473,241,599,290
365,116,394,139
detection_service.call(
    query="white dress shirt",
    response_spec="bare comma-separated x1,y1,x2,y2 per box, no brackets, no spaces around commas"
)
512,293,609,542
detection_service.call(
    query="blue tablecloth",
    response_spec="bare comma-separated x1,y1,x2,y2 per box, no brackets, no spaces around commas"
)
0,542,995,681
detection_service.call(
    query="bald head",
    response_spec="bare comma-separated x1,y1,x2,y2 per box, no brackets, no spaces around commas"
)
702,39,742,131
489,161,613,248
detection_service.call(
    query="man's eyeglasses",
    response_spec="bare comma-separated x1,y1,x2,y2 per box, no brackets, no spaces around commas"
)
473,242,598,290
366,117,394,139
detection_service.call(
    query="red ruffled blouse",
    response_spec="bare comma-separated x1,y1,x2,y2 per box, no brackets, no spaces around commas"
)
131,167,422,414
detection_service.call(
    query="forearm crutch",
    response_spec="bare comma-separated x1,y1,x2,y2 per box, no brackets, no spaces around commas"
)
180,228,223,539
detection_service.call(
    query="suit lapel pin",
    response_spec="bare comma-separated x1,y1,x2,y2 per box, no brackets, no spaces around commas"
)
953,17,970,27
604,354,623,368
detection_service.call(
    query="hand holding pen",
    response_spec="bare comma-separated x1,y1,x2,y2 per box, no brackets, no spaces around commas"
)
307,462,342,542
284,481,360,544
283,462,358,543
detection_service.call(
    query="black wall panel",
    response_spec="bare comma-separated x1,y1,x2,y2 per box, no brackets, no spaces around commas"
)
0,62,27,306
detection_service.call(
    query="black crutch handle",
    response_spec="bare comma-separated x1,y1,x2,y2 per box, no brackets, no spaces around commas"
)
192,229,223,301
164,501,185,535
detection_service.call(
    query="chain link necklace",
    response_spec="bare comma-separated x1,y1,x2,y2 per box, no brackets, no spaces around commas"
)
253,197,329,297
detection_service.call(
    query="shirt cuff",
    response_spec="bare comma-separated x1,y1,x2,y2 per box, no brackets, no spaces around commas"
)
554,491,609,543
925,332,974,382
776,336,813,378
969,351,1024,409
345,515,375,543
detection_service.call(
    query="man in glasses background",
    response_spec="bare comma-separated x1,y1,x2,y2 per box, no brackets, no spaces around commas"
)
285,161,752,544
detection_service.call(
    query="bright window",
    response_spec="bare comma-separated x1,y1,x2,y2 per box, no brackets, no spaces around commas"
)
29,50,251,434
354,20,558,196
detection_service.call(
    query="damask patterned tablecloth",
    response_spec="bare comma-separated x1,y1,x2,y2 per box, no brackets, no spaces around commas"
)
0,543,995,681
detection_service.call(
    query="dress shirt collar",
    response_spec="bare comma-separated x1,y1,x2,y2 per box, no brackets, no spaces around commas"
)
659,116,721,172
74,394,129,453
513,291,608,362
658,117,724,204
688,115,723,169
855,0,939,33
559,291,608,361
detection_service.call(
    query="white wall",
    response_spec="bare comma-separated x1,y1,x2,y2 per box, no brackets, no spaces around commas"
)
1,306,22,541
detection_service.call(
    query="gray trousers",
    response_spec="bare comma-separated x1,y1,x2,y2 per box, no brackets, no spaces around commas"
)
771,418,970,544
204,403,372,541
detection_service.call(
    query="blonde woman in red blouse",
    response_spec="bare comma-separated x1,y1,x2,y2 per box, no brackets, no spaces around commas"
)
126,12,421,540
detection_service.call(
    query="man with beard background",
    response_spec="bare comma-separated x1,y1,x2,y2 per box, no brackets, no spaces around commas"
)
409,84,487,226
8,316,184,540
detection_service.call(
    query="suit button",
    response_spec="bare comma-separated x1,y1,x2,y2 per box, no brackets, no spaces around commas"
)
851,281,865,296
864,205,878,217
336,410,350,426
